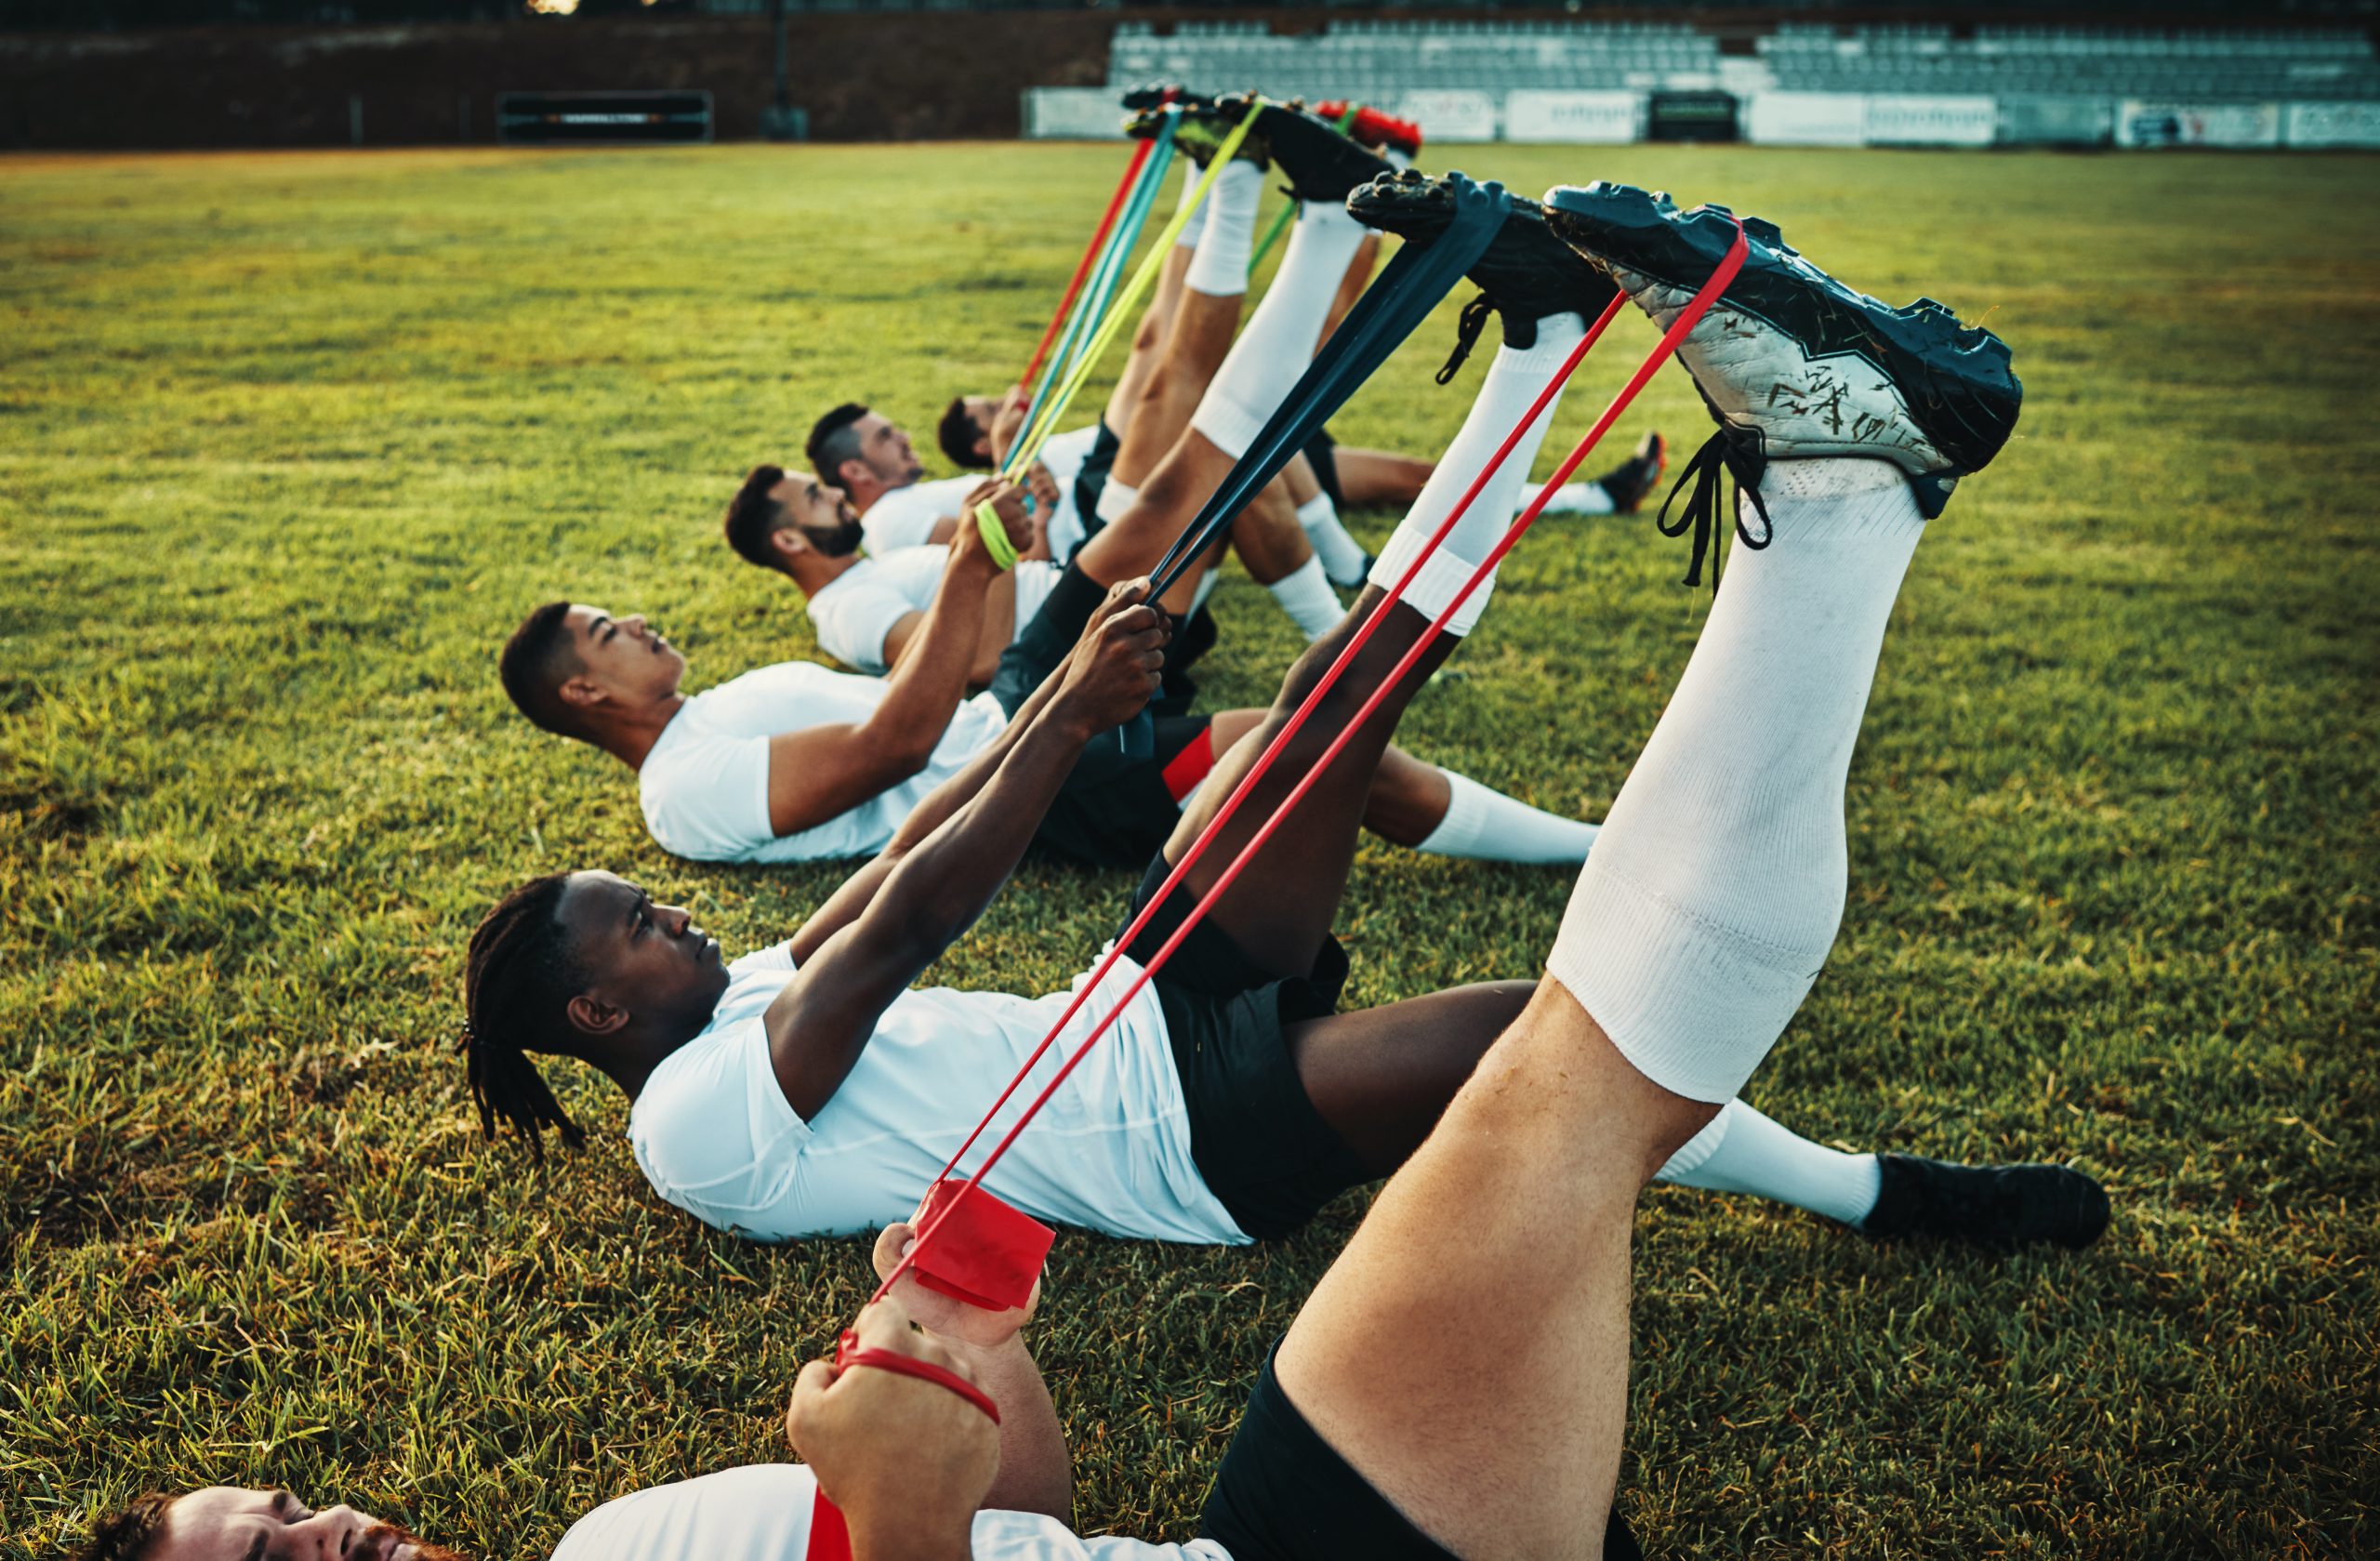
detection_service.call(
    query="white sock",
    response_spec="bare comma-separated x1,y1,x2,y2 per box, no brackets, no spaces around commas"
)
1417,768,1598,865
1654,1100,1884,1225
1263,554,1343,642
1173,163,1208,243
1539,480,1615,517
1093,477,1140,531
1546,458,1924,1102
1366,313,1583,635
1190,200,1368,457
1297,491,1371,585
1184,161,1263,298
1385,148,1413,171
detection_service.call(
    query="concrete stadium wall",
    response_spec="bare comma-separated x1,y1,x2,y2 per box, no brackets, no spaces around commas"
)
0,14,1118,148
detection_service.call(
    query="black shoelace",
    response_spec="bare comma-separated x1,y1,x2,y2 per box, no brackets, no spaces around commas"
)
1656,428,1774,590
1435,293,1496,385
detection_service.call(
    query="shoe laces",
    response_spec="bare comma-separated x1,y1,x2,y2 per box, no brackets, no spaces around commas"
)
1656,428,1772,590
1436,293,1495,386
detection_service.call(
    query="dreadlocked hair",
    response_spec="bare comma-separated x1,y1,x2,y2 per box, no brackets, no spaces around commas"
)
73,1493,175,1561
461,873,591,1163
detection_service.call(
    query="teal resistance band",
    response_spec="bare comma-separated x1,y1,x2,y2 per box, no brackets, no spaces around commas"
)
1011,114,1178,471
1004,99,1265,480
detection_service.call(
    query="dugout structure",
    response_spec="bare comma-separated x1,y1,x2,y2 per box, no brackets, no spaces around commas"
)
498,89,714,144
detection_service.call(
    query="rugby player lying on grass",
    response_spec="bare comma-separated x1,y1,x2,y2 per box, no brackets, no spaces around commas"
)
93,177,2111,1561
507,106,1613,873
464,171,2103,1259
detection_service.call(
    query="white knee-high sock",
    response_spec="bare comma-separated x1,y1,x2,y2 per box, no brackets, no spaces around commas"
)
1297,491,1371,585
1263,554,1343,642
1539,480,1615,517
1173,163,1209,244
1093,477,1140,531
1547,458,1924,1103
1190,200,1368,457
1654,1100,1884,1225
1366,312,1583,636
1417,768,1599,864
1184,161,1263,298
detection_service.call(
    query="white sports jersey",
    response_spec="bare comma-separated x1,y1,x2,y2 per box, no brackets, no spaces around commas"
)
1033,423,1104,564
809,548,1062,676
639,662,1010,864
549,1463,1235,1561
628,942,1246,1246
861,474,981,556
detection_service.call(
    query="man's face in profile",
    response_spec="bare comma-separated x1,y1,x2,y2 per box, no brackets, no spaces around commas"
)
141,1487,474,1561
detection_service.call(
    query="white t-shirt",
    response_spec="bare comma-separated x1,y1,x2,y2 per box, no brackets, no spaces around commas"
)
549,1463,1234,1561
809,548,1062,676
640,663,1011,864
1033,423,1104,564
861,475,981,556
628,942,1246,1246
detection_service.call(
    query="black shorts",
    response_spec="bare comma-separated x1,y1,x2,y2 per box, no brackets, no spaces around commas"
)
1302,426,1345,509
1071,418,1122,548
990,566,1213,869
1200,1346,1645,1560
1123,857,1368,1241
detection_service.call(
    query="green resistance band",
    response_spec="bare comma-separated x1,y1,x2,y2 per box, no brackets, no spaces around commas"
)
973,500,1019,571
1000,98,1267,483
1248,102,1362,270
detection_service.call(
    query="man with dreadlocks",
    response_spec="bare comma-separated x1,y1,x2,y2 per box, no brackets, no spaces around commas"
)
463,172,2105,1265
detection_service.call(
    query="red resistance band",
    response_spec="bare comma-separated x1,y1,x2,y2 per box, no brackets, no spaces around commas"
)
872,218,1752,1317
835,1329,1005,1424
1019,139,1154,396
906,1176,1054,1313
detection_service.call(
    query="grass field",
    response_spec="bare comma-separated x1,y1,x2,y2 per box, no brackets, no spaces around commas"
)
3,140,2375,1557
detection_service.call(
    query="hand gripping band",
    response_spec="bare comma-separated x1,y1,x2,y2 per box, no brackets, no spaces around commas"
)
834,1329,1004,1425
878,215,1752,1313
1020,136,1155,396
1146,172,1512,600
973,500,1019,571
1003,100,1266,482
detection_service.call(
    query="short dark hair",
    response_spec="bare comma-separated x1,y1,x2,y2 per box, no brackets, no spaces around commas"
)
73,1493,175,1561
460,873,592,1163
938,396,992,470
722,464,791,569
497,601,584,737
805,402,869,486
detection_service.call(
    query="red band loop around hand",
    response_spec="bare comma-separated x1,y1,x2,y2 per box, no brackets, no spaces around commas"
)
835,1329,1003,1424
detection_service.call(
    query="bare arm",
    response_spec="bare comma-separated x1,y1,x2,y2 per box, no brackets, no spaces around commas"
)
783,584,1117,969
882,568,1016,686
765,589,1168,1118
765,483,1032,839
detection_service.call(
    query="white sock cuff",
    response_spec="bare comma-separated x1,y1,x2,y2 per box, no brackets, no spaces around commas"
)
1093,478,1140,526
1653,1099,1737,1183
1368,532,1494,637
1189,393,1266,460
1173,165,1209,239
1385,148,1414,170
1184,161,1263,298
1265,553,1343,641
1418,767,1492,853
1295,491,1340,532
1545,857,1825,1104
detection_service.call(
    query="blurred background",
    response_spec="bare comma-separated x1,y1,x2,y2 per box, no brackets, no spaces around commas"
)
4,0,2376,151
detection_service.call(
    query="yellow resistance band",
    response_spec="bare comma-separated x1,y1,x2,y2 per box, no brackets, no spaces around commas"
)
1000,99,1265,482
973,500,1019,571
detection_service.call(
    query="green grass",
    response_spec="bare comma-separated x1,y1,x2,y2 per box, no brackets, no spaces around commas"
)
2,141,2375,1557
